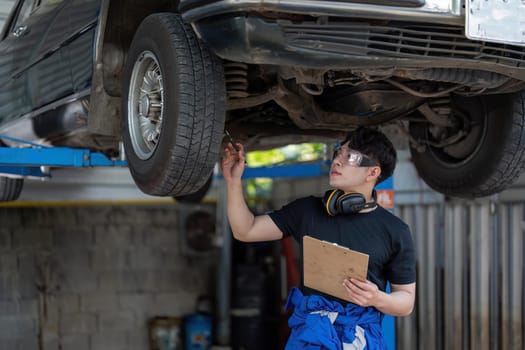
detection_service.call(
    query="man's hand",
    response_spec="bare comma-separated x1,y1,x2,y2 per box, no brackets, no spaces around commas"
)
342,278,416,316
221,142,246,182
342,278,380,307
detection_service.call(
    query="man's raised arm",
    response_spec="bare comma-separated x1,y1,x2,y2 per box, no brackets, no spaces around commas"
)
221,142,283,242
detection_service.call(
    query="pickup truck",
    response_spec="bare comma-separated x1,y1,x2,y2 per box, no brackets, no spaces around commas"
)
1,0,524,201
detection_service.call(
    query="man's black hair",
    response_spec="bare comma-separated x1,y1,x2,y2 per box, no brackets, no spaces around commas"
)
341,127,396,184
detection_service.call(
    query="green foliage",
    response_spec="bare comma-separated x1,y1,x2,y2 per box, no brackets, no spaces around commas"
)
246,143,326,166
245,143,326,203
246,178,273,206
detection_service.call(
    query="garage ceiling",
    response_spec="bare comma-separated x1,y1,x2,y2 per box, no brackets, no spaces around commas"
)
0,0,14,29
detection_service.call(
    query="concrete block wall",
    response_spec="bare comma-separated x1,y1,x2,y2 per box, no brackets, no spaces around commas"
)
0,204,215,350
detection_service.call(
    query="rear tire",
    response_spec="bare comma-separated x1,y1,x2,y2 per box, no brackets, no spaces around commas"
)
122,13,225,196
0,176,23,202
409,91,525,198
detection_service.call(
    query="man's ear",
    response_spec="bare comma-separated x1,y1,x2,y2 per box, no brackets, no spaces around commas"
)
367,166,381,182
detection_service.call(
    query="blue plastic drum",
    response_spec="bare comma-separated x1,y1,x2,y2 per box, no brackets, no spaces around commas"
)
184,314,212,350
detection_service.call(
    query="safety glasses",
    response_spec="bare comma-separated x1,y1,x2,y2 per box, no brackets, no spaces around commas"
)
332,147,378,167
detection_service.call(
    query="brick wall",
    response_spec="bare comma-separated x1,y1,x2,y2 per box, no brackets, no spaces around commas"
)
0,204,215,350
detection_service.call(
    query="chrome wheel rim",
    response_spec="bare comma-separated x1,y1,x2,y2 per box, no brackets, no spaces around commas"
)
127,51,164,160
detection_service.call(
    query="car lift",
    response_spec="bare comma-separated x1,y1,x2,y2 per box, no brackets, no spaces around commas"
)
0,135,127,178
0,146,333,178
0,138,396,185
0,134,333,179
0,147,128,177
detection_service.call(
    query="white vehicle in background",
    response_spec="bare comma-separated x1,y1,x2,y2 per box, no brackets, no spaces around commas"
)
0,0,525,201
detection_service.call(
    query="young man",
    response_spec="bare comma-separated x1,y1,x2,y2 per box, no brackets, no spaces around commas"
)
221,128,416,349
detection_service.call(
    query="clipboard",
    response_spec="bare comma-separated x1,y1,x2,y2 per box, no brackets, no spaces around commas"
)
303,235,369,302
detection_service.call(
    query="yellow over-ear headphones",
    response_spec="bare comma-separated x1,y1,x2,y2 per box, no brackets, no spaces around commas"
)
322,189,377,216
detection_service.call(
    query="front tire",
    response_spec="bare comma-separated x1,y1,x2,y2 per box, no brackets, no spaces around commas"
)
0,176,23,202
409,91,525,198
173,173,213,203
122,13,225,196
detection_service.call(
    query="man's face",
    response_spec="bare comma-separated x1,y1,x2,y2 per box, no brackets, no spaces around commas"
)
329,143,380,192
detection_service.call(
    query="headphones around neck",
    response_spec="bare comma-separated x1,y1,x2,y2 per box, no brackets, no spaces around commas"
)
322,189,377,216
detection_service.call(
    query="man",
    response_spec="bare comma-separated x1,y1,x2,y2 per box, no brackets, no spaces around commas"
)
221,128,416,349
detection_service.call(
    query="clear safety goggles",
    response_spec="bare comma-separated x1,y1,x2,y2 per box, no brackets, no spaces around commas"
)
332,147,378,167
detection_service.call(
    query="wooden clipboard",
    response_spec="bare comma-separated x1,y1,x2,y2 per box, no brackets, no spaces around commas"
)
303,235,369,302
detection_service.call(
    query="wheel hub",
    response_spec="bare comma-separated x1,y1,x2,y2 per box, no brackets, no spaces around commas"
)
128,51,165,160
421,97,485,166
139,95,150,117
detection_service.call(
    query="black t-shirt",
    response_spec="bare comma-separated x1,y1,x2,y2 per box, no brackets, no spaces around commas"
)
269,196,416,304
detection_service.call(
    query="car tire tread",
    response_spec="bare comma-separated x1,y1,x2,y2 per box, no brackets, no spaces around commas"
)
0,177,23,202
122,13,225,196
158,13,224,195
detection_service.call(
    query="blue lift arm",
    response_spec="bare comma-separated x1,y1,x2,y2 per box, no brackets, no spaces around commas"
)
0,147,127,177
0,146,394,187
0,147,332,179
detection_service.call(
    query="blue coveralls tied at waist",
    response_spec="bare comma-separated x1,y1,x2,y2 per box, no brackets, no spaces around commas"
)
284,287,387,350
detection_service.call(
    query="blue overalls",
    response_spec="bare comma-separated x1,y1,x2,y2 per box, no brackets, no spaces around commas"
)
284,287,387,350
